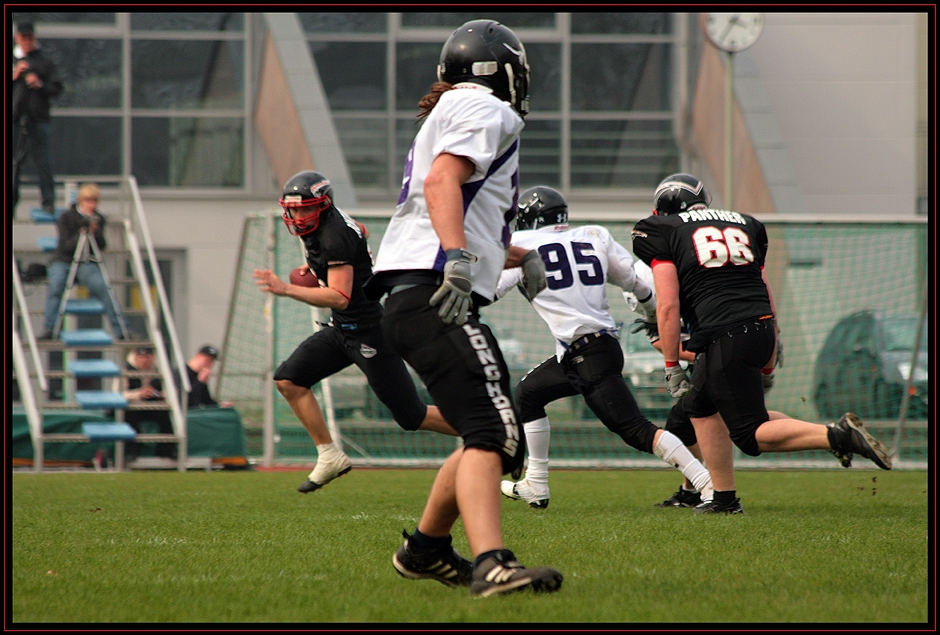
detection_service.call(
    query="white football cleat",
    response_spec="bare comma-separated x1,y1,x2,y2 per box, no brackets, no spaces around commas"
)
500,478,549,509
298,451,352,493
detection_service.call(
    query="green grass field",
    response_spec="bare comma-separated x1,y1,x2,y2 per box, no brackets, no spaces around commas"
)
11,468,929,625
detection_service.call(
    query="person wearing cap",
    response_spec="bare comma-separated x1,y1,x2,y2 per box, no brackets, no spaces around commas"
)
122,346,175,460
12,20,63,217
178,345,233,409
123,347,162,401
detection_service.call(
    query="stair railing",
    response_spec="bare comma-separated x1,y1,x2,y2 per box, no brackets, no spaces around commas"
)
12,262,48,471
119,176,190,470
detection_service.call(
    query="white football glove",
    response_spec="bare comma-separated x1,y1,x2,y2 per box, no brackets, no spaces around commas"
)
519,249,547,300
635,292,656,323
664,365,690,398
429,249,476,325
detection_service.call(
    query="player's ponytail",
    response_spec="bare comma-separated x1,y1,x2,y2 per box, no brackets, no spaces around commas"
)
417,82,453,120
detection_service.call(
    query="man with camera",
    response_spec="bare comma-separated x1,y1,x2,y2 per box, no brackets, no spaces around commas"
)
12,20,63,218
39,183,129,341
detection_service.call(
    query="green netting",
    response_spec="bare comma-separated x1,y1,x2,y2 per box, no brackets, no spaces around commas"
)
219,211,928,469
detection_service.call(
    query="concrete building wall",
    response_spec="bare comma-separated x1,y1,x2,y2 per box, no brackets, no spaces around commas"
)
748,12,919,217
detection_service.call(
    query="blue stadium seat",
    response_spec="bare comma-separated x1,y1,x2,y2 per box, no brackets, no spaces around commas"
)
69,359,121,378
30,207,66,223
82,422,137,442
61,329,113,347
75,391,128,410
37,236,58,252
65,299,105,315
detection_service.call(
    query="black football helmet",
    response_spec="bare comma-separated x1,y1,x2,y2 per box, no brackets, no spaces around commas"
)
515,186,568,231
279,170,333,236
438,19,530,117
653,173,711,216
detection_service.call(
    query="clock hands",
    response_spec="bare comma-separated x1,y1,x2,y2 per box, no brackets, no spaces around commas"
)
719,14,740,45
706,12,763,53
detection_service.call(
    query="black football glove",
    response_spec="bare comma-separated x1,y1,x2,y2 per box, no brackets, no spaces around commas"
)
631,318,660,344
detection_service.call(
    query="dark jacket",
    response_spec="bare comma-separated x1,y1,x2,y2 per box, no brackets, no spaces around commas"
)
12,46,63,122
54,205,107,264
173,365,219,409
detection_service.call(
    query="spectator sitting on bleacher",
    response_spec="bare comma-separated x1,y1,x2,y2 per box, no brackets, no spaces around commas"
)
38,183,130,340
122,346,175,460
177,345,234,409
123,347,163,402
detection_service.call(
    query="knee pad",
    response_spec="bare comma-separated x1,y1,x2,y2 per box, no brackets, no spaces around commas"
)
729,425,761,457
393,409,425,432
612,416,659,454
513,381,547,423
664,404,698,447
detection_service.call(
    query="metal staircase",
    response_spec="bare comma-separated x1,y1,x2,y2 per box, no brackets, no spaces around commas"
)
12,176,193,471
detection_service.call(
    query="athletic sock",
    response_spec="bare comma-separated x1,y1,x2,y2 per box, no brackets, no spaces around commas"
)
308,443,340,480
522,417,551,485
315,442,338,458
714,490,737,506
473,549,505,569
409,528,452,554
653,431,713,494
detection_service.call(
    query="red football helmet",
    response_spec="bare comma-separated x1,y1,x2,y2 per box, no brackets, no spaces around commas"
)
279,170,333,236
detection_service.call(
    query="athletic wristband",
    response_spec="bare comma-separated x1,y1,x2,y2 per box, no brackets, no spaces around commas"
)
444,248,478,263
760,367,774,375
665,360,680,368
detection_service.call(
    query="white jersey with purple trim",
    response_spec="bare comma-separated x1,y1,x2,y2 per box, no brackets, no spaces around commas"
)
371,85,524,302
623,259,654,311
496,224,654,360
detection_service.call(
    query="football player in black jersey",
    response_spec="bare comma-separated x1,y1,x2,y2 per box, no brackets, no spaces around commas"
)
631,173,892,514
254,171,457,494
635,317,850,508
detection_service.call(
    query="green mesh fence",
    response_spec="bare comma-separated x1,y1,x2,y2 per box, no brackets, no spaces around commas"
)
219,211,928,469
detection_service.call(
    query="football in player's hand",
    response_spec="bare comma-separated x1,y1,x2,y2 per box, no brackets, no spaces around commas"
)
289,267,319,287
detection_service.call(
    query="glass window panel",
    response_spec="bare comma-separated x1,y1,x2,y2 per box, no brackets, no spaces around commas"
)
570,119,679,188
12,12,115,25
310,42,386,110
519,119,561,189
298,12,386,33
395,42,440,112
401,13,555,29
130,13,243,31
132,117,244,187
571,43,671,111
571,12,671,35
25,116,122,177
41,39,122,108
526,43,560,113
131,40,244,109
333,118,388,188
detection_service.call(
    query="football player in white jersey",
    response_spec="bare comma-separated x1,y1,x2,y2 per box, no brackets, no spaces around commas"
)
495,187,714,509
363,20,562,598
